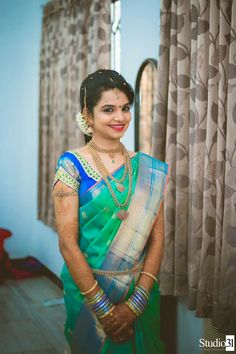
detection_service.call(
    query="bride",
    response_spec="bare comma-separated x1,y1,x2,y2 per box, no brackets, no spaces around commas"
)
53,69,168,354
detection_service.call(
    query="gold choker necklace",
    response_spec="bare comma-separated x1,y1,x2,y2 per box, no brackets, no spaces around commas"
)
89,140,122,163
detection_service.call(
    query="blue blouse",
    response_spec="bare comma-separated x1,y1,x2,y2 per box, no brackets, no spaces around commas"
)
53,150,101,197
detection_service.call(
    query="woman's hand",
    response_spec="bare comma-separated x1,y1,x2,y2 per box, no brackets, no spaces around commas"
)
100,303,137,343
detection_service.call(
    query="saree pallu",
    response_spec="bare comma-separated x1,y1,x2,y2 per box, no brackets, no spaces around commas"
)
60,152,168,354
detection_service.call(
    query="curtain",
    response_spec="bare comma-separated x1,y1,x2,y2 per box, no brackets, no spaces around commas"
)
38,0,111,229
152,0,236,332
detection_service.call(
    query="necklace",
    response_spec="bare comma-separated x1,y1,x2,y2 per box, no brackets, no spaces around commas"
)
87,143,133,220
89,140,122,163
88,141,128,192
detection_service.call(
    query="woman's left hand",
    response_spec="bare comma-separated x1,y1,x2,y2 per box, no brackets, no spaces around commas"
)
100,303,137,342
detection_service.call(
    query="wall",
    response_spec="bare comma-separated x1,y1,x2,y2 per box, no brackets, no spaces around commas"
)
0,0,63,275
177,297,203,354
120,0,162,150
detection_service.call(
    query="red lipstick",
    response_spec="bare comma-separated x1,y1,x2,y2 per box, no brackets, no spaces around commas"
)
109,125,125,132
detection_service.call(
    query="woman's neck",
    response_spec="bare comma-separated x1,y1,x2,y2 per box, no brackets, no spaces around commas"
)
90,135,121,150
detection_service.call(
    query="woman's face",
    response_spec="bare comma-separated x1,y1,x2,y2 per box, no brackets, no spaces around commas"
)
90,89,131,140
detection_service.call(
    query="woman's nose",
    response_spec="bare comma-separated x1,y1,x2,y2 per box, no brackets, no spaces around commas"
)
114,109,125,121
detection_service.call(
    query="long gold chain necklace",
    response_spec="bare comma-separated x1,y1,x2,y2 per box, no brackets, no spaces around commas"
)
88,141,128,192
89,140,121,163
87,143,132,220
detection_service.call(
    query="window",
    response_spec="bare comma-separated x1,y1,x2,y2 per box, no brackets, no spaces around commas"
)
111,0,121,72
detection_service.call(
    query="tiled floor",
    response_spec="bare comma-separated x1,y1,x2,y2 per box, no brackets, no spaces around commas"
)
0,276,70,354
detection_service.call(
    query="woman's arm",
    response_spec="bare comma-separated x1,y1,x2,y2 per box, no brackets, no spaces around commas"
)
137,200,164,290
102,202,165,342
53,181,99,299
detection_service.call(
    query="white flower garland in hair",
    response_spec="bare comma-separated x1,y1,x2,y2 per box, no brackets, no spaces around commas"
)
76,112,93,136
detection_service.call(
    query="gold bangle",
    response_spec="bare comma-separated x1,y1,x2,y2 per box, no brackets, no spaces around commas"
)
87,289,104,305
81,280,98,295
125,301,139,317
140,271,158,283
98,305,115,319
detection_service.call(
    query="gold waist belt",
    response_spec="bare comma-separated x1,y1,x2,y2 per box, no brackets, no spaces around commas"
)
92,262,143,276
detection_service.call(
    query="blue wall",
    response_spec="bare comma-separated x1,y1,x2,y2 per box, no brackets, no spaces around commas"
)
0,1,203,353
0,0,63,275
121,0,161,149
177,297,203,354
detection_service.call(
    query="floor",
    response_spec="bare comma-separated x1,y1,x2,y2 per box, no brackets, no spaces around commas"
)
0,276,70,354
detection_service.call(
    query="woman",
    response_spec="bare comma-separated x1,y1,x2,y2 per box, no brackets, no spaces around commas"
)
52,69,168,354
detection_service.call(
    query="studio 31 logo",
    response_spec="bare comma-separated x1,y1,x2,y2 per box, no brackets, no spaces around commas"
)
199,335,235,351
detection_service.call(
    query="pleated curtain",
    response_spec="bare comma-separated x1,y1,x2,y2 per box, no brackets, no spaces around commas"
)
153,0,236,332
38,0,111,229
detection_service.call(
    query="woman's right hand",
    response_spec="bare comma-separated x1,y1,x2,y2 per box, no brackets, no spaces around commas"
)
99,303,136,343
100,317,134,343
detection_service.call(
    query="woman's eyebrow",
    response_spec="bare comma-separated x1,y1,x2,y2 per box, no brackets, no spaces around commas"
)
100,102,130,108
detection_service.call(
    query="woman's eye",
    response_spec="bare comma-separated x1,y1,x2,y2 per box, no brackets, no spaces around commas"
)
123,106,130,112
103,108,114,113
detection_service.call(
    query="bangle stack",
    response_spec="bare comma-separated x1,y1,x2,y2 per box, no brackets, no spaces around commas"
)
125,286,150,317
87,288,115,319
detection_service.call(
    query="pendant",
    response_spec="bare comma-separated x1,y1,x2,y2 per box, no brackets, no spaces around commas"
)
117,210,128,220
116,183,125,192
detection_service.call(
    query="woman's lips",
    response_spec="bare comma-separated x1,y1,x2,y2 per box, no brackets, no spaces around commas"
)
109,124,125,132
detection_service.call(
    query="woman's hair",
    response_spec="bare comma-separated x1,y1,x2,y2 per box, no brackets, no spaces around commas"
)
79,69,134,114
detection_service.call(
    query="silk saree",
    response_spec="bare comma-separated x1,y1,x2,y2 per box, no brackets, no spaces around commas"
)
53,150,168,354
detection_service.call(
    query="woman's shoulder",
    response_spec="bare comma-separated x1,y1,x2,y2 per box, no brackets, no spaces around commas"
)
66,146,102,181
60,146,89,165
55,149,84,176
53,150,81,191
127,150,137,158
69,146,97,164
69,146,88,156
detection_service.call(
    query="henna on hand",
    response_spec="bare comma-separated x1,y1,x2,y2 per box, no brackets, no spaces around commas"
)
111,324,134,343
100,303,136,342
53,189,78,199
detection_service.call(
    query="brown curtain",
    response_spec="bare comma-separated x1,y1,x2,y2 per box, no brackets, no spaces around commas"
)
152,0,236,332
38,0,111,229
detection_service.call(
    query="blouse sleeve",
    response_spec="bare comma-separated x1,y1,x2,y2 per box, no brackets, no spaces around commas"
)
52,152,81,192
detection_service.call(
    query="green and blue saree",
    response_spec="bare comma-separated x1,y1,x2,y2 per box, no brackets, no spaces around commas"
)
53,150,168,354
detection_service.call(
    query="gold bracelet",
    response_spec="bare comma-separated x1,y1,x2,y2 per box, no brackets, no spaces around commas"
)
140,271,158,283
125,301,140,317
87,289,104,305
98,305,115,319
81,280,98,295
